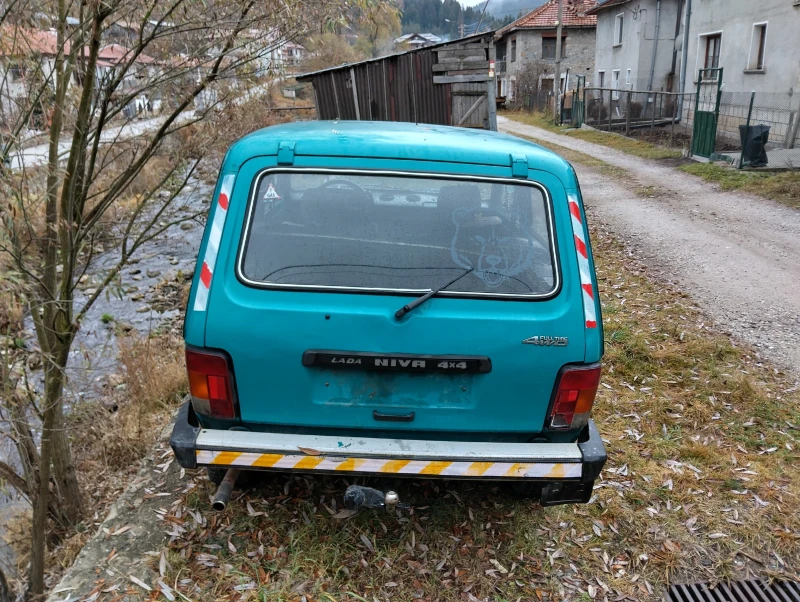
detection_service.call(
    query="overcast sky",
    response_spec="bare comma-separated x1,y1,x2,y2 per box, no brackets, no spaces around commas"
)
459,0,488,7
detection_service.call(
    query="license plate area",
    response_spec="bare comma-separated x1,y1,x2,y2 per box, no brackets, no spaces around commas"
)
303,350,492,374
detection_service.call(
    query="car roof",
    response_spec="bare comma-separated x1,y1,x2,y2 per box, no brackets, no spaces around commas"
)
226,120,572,176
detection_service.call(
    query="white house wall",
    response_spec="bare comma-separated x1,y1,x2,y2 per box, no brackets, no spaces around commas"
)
594,0,685,91
684,0,800,94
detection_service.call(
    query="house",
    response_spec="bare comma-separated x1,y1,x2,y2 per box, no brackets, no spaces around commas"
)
0,26,66,127
495,0,597,101
394,33,443,51
587,0,686,92
239,30,305,76
683,0,799,95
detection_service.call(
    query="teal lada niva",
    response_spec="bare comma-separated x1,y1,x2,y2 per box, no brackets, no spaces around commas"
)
171,121,605,508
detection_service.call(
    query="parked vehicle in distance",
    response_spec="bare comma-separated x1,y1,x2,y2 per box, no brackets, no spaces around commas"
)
171,120,606,508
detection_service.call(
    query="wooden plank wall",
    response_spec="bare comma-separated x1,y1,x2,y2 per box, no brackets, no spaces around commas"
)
433,35,496,130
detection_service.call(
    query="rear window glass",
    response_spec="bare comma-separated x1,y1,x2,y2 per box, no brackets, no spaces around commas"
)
239,171,558,297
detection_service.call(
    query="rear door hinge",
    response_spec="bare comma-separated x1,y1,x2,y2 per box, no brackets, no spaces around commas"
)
278,141,295,165
510,153,528,178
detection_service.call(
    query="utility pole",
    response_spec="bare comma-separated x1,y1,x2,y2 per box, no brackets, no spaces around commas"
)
553,0,563,122
459,13,465,38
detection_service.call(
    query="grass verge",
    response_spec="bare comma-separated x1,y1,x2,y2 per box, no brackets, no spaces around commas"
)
157,224,800,602
513,133,627,179
502,110,683,160
678,163,800,209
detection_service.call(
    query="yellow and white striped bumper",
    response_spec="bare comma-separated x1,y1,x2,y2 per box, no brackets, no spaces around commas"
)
196,449,583,479
170,403,606,493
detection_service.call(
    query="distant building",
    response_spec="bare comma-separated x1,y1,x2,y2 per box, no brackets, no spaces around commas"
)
495,0,597,100
394,33,443,51
587,0,685,92
681,0,799,95
589,0,800,95
0,27,66,126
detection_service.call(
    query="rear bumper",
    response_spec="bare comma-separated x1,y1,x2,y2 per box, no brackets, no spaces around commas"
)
170,401,606,504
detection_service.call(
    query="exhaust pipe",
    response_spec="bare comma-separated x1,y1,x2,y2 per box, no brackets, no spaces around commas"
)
212,468,240,511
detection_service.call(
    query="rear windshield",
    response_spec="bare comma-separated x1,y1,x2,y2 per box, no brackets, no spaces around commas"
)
239,171,558,297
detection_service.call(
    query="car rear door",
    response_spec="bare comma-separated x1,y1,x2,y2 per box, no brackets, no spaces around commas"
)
202,157,588,435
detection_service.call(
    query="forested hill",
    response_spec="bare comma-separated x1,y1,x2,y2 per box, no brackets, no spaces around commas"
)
400,0,546,37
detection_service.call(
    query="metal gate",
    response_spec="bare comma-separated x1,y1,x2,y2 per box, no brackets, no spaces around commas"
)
690,68,723,158
572,75,585,127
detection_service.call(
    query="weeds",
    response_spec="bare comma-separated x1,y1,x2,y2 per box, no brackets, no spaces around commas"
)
157,223,800,601
678,163,800,209
502,110,683,160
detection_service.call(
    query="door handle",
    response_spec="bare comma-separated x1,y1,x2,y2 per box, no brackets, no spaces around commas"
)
372,410,415,423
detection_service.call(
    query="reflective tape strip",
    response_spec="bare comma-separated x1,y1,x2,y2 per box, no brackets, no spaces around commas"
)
568,194,598,329
193,174,235,312
195,450,583,479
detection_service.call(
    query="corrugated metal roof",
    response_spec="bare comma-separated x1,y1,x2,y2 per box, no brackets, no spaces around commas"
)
296,31,492,80
497,0,597,35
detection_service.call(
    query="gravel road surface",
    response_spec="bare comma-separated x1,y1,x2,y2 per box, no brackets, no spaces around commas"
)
498,115,800,375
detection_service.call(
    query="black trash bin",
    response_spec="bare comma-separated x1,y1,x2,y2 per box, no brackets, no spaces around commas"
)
739,124,770,167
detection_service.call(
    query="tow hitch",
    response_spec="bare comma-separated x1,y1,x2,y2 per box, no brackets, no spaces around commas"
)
344,485,404,512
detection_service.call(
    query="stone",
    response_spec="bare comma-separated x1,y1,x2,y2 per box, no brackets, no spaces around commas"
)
146,269,161,278
180,222,193,231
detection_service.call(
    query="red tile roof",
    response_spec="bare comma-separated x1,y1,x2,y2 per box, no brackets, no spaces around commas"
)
0,26,69,56
498,0,598,34
96,44,157,65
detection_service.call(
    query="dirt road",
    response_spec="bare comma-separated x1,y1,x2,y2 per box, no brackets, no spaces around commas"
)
498,116,800,375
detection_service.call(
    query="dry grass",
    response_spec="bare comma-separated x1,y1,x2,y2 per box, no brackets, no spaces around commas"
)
157,223,800,602
503,110,683,160
678,163,800,209
512,133,627,179
5,331,188,588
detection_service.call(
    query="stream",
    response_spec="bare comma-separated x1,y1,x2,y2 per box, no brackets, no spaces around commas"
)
0,176,212,578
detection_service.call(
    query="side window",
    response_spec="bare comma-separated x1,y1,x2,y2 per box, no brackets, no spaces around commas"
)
598,70,605,87
703,33,721,69
748,23,767,70
614,13,624,46
511,38,517,62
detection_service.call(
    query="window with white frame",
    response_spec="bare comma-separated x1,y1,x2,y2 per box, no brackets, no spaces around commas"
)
614,14,624,46
598,70,605,87
748,23,767,70
626,68,631,86
612,69,620,99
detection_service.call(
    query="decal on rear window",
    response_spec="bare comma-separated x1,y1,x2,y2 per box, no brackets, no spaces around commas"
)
238,170,559,298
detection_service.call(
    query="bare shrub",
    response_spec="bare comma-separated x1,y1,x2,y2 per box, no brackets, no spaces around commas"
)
119,333,187,413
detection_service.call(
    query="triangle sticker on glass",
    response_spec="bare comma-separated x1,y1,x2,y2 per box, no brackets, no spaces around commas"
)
264,182,281,200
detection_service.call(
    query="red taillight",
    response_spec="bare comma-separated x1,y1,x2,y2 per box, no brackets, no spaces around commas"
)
549,365,601,430
186,348,236,419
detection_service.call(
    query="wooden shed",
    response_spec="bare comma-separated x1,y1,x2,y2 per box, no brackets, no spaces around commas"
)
296,33,497,131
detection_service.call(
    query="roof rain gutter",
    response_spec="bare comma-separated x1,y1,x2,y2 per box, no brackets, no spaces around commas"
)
677,0,691,113
646,0,661,91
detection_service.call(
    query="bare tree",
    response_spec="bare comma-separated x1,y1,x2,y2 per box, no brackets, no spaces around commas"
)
0,0,352,597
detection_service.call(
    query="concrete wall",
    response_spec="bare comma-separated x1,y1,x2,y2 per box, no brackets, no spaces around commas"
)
684,0,800,94
594,0,685,91
498,27,596,98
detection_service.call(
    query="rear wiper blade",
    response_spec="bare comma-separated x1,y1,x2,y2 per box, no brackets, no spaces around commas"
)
394,268,474,320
